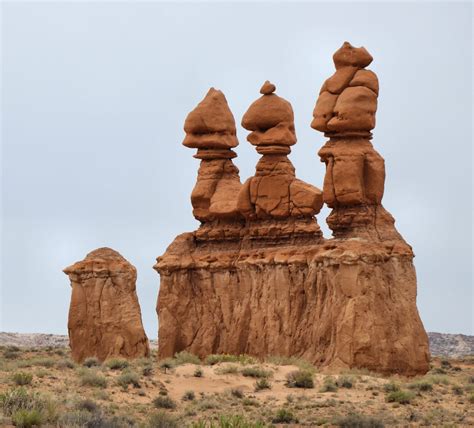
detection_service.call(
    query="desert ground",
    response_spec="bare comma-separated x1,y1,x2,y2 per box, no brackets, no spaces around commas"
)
0,345,473,427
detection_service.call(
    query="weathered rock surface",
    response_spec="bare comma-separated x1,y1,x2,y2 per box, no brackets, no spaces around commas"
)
155,46,430,376
64,248,149,363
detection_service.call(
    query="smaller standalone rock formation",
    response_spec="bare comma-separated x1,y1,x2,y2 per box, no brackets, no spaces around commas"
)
238,81,323,238
64,248,149,363
183,88,243,240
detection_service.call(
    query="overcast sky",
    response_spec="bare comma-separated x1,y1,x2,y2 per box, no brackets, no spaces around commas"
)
1,2,472,338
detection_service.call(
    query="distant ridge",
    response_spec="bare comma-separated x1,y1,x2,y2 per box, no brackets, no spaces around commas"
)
0,332,472,357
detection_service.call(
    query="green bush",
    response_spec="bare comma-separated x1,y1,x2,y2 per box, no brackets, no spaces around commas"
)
408,381,433,392
142,365,153,377
11,409,43,428
194,367,203,378
272,408,298,423
383,382,400,393
56,359,75,369
78,369,107,388
0,388,57,424
204,354,257,366
159,358,175,373
230,388,244,399
105,358,129,370
153,395,176,409
285,370,314,389
335,412,385,428
320,377,338,393
215,365,239,375
182,390,195,401
147,411,179,428
452,385,464,395
3,348,20,360
241,367,271,379
336,376,354,389
75,398,99,413
83,357,100,368
12,372,33,386
265,355,314,371
386,390,415,404
174,351,201,365
254,378,271,391
116,370,141,389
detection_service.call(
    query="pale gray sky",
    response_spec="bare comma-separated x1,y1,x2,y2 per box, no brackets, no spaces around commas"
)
1,2,472,338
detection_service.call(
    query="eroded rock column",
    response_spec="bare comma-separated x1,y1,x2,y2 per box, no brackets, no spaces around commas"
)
64,248,149,363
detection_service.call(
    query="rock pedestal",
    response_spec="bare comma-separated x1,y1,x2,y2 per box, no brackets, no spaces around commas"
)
155,46,430,376
64,248,149,363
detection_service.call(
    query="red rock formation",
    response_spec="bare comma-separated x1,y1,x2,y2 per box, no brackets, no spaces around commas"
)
183,88,244,241
155,50,430,376
64,248,149,363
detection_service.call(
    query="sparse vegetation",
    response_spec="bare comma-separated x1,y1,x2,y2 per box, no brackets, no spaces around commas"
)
105,358,130,370
241,366,271,379
334,413,385,427
204,354,257,365
320,377,338,392
147,411,179,427
174,351,201,365
12,372,33,386
254,378,271,391
83,357,100,368
408,380,433,392
182,390,195,401
336,375,354,389
285,370,314,388
78,369,107,388
272,408,298,423
153,395,177,409
194,367,203,378
386,390,415,404
116,370,141,389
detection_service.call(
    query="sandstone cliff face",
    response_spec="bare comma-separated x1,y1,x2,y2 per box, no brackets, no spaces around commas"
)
64,248,149,363
155,44,430,375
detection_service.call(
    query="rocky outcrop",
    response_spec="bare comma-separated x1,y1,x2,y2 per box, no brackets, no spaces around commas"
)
64,248,149,363
155,44,430,376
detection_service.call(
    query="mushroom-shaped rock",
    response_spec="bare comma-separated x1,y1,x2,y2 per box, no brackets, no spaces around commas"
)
183,88,239,151
64,248,150,363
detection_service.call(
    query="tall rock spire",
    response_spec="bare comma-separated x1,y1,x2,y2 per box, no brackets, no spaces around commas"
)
312,42,399,240
183,89,242,231
237,81,323,237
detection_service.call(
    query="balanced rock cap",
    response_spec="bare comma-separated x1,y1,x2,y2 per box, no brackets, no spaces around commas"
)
333,41,373,70
183,88,239,149
241,81,294,131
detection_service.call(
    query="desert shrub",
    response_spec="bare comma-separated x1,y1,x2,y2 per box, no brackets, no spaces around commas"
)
173,351,201,365
117,370,141,389
147,411,179,428
215,364,239,375
334,412,385,428
194,367,203,378
12,372,33,386
0,388,57,423
106,358,129,370
31,358,55,368
78,369,107,388
197,398,219,410
408,381,433,392
159,358,175,373
431,367,446,375
141,366,152,378
242,397,259,407
452,385,464,395
75,398,99,413
205,354,257,366
11,409,43,428
386,390,415,404
241,366,271,379
383,382,400,393
272,408,298,423
230,388,244,399
285,370,314,389
56,359,75,369
254,378,271,391
83,357,100,368
440,359,452,368
469,393,474,404
58,410,133,428
35,369,49,379
336,375,354,389
3,348,20,360
425,375,450,385
211,415,265,427
320,377,338,393
182,390,195,401
153,395,176,409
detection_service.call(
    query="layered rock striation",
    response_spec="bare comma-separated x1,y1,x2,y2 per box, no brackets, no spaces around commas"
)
64,248,149,363
155,44,430,375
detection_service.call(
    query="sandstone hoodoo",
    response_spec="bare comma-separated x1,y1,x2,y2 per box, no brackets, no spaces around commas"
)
155,44,429,375
64,248,149,363
183,88,243,241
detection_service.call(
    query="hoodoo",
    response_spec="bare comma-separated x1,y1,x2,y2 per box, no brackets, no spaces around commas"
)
64,248,149,363
155,44,430,375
